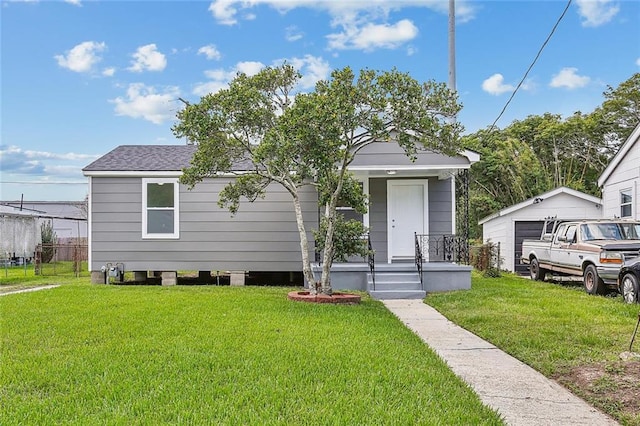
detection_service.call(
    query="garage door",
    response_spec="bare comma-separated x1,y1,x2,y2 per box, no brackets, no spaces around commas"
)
514,221,545,275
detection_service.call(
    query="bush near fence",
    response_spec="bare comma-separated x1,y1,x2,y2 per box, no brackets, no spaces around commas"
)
470,241,502,277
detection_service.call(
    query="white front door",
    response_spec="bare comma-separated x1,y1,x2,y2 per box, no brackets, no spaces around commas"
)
387,180,428,261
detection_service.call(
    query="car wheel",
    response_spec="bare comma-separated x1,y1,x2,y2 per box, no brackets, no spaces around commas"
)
620,273,639,304
530,258,546,281
584,264,605,295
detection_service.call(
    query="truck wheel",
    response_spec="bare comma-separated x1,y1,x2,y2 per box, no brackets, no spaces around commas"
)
584,265,605,295
620,273,639,304
530,258,546,281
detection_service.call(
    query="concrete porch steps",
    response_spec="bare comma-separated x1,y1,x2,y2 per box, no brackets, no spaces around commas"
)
367,269,425,300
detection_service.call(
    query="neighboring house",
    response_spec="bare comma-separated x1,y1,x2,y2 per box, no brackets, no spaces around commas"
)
479,187,602,275
0,206,42,262
1,201,88,242
83,143,478,298
598,123,640,220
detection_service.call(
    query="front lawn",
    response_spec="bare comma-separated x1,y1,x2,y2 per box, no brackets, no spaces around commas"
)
1,284,503,425
426,272,640,425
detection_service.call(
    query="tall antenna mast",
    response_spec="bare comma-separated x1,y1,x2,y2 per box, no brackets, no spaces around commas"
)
448,0,456,92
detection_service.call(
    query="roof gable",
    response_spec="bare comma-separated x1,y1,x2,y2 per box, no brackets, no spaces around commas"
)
598,123,640,187
478,186,602,225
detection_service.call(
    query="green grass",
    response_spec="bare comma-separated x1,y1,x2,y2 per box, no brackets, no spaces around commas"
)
425,272,640,425
1,284,503,425
0,263,87,289
426,273,638,375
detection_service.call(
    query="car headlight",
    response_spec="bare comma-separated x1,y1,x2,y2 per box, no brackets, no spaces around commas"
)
600,252,624,264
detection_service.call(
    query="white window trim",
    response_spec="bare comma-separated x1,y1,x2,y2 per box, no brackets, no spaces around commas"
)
621,188,633,218
142,178,180,239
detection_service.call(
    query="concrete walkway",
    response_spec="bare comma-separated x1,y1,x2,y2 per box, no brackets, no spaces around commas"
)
0,284,59,296
382,299,619,426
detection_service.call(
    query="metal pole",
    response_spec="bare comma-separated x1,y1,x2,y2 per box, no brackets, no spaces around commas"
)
448,0,456,91
630,312,640,352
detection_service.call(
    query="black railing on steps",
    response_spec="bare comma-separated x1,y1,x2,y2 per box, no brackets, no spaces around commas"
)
414,232,424,289
367,233,375,291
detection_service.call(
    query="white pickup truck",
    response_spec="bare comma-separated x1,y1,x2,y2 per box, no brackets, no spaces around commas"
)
521,219,640,295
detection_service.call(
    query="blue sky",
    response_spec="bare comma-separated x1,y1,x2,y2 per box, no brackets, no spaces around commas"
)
1,0,639,201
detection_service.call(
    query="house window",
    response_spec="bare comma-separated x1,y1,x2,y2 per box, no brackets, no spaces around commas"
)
621,189,632,218
142,178,179,239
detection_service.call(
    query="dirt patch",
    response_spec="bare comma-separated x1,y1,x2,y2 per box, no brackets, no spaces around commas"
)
287,291,361,304
554,360,640,424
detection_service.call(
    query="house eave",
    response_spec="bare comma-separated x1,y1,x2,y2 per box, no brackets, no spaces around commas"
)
598,123,640,187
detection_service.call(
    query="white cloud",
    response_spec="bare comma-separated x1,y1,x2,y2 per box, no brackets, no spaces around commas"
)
208,0,240,25
193,61,266,97
54,41,106,73
102,67,116,77
278,55,331,89
0,145,99,177
575,0,619,27
236,61,265,76
636,58,640,67
285,25,303,42
64,0,82,6
193,55,330,96
110,83,179,124
128,44,167,72
327,19,418,51
198,44,222,60
208,1,476,25
481,74,514,96
549,67,590,89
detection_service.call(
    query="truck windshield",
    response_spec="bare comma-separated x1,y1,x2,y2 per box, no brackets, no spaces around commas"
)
581,223,640,241
620,223,640,239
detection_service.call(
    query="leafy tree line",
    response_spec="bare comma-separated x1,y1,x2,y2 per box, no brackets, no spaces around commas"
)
464,73,639,239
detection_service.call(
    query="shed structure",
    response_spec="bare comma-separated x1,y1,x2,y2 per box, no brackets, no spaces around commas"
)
479,187,602,274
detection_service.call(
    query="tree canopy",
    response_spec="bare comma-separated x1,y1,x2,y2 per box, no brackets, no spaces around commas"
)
466,72,640,238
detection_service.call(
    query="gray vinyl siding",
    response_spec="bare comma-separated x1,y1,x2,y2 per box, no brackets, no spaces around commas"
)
367,176,454,263
90,177,318,272
428,178,453,234
369,178,388,262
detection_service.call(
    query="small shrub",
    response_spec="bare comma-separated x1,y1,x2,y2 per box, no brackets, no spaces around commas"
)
40,221,57,263
471,241,502,277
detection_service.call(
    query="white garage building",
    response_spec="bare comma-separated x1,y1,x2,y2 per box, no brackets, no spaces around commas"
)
479,187,602,274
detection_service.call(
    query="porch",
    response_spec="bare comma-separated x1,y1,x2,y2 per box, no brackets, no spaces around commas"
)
312,234,472,300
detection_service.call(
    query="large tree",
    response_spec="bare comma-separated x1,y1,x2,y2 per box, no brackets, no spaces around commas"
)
173,65,462,295
466,73,639,237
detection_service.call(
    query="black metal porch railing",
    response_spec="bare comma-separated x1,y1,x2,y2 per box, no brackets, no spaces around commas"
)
414,232,424,289
415,234,470,264
367,233,375,290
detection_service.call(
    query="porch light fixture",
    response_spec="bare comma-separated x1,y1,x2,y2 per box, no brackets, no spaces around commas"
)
386,170,397,175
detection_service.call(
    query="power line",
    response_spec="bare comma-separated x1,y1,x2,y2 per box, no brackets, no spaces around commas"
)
487,0,573,134
1,181,87,185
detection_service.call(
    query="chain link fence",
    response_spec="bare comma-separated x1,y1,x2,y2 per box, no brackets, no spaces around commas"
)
35,243,89,277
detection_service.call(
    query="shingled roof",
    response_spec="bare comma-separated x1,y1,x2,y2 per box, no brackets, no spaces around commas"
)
83,145,198,172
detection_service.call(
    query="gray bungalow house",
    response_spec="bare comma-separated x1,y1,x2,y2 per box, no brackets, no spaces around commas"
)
83,142,477,298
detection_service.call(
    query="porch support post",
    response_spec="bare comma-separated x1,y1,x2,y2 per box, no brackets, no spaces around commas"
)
458,169,470,264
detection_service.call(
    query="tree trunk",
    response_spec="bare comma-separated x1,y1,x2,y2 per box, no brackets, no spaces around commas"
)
320,202,336,295
291,191,317,293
